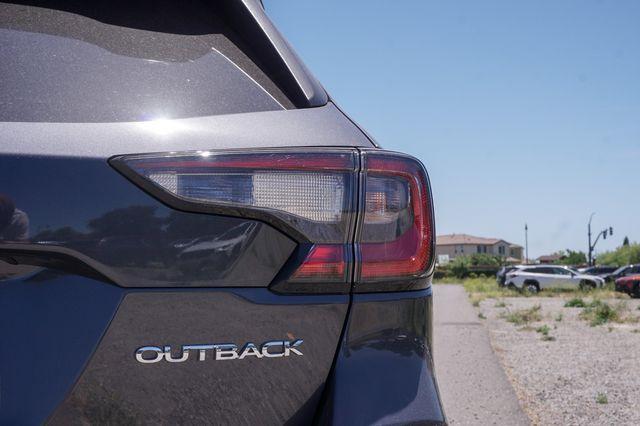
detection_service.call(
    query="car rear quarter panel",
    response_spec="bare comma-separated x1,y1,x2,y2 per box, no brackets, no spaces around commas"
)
317,289,445,425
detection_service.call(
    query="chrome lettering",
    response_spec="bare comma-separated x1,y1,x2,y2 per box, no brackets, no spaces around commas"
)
164,345,189,363
215,343,239,360
261,340,286,358
135,346,164,364
135,339,303,363
285,339,304,356
183,344,215,361
238,343,263,359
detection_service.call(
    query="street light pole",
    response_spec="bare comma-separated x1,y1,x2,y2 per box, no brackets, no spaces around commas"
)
588,213,613,266
525,223,528,264
588,212,595,266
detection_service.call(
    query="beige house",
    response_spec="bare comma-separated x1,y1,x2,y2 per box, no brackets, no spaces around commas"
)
436,234,523,263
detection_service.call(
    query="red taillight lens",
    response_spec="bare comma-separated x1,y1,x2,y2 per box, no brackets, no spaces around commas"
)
357,151,434,283
291,244,346,280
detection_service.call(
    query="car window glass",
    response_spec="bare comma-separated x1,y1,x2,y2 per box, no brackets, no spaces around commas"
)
613,266,627,275
0,3,286,122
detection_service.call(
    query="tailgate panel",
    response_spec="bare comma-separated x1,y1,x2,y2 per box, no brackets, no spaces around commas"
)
49,290,348,425
0,153,347,423
0,273,121,425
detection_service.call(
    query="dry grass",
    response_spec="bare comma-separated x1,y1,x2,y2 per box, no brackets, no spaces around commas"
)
562,297,638,326
434,277,631,304
436,278,639,329
500,304,542,325
579,300,636,326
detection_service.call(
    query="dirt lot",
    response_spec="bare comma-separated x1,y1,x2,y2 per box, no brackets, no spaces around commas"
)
433,285,529,425
477,295,640,425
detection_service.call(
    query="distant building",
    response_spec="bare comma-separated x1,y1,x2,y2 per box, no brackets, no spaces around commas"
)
536,253,566,264
435,233,523,262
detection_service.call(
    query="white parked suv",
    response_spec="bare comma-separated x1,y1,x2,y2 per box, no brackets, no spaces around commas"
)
505,265,605,293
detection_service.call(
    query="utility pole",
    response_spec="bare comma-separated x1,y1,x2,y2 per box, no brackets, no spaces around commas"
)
588,213,595,266
525,223,529,264
588,213,613,266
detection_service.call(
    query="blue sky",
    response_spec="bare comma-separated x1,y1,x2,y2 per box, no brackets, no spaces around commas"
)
266,0,640,258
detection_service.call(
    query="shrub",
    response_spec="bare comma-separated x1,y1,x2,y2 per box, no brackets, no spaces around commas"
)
449,256,470,278
596,393,608,404
564,298,586,308
536,324,550,335
554,249,587,265
580,300,620,326
502,305,542,325
596,243,640,266
440,254,505,278
468,253,502,267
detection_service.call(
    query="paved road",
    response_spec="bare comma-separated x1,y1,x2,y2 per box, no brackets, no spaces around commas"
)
433,285,529,425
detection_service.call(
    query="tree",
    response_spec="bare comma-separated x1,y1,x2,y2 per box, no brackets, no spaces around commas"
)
556,249,587,266
596,243,640,266
443,253,504,278
467,253,502,267
448,256,470,279
623,236,630,246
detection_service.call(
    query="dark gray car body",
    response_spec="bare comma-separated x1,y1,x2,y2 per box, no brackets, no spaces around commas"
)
0,1,445,424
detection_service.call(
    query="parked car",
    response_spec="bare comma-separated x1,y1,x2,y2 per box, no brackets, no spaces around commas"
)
496,265,525,286
505,266,605,293
607,264,640,282
615,275,640,298
0,1,444,424
577,265,618,280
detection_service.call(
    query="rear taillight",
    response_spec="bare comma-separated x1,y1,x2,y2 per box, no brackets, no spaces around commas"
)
356,151,434,289
111,148,434,293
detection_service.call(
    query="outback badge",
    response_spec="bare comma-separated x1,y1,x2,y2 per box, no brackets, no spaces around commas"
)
135,339,303,363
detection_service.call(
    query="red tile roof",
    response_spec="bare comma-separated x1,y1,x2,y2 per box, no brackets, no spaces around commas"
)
436,233,521,248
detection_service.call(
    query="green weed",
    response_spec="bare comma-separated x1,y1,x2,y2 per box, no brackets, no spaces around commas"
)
502,305,542,325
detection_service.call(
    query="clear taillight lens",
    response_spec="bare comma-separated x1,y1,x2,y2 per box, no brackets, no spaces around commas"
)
111,150,358,285
146,171,344,223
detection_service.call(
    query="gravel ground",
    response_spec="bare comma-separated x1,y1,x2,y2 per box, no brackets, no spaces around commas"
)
477,296,640,425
